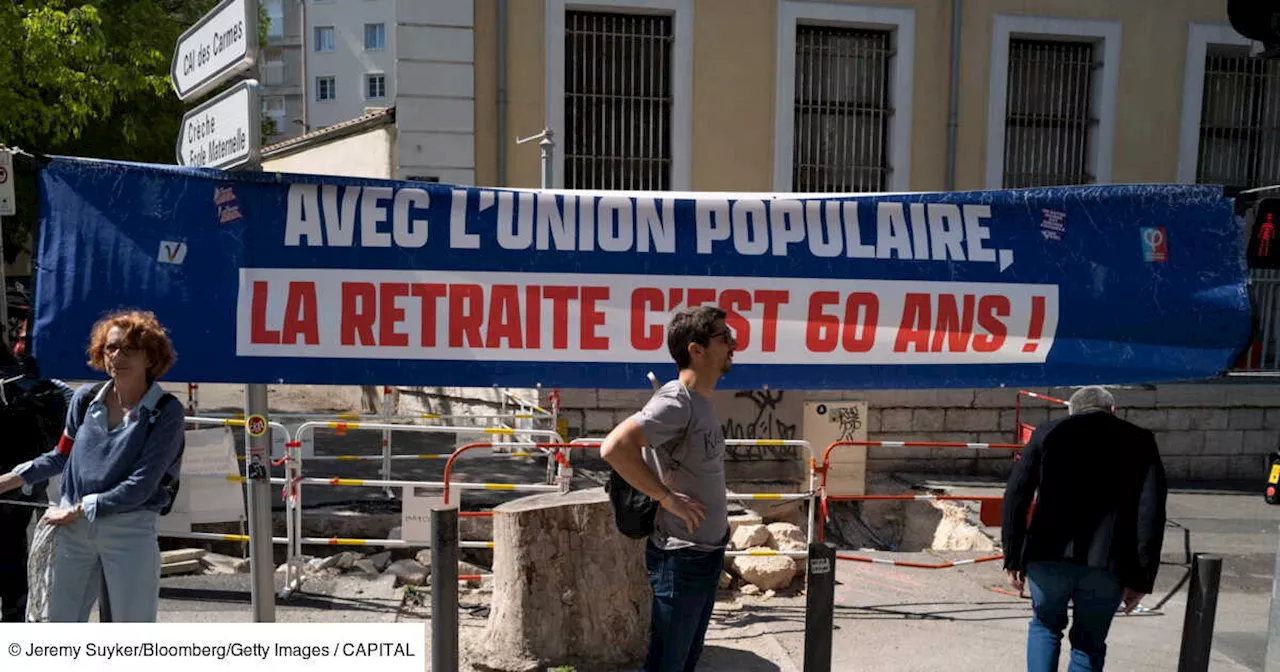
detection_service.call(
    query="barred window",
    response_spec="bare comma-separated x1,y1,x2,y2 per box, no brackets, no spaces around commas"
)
564,11,672,190
1002,39,1097,188
1197,45,1280,190
792,25,892,193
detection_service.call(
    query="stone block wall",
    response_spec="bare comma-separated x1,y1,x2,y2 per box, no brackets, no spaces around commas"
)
553,384,1280,483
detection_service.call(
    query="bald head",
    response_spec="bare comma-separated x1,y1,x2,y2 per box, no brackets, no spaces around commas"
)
1068,386,1115,415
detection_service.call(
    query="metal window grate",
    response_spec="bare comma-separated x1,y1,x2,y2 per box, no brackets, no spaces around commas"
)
1002,39,1098,188
565,11,673,190
1200,47,1280,373
792,25,893,193
1197,45,1280,190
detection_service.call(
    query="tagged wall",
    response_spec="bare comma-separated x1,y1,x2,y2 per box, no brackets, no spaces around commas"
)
557,384,1280,484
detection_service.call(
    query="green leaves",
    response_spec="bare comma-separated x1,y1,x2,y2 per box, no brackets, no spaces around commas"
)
0,1,219,261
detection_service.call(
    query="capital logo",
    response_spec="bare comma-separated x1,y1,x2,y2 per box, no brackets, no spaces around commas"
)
1141,227,1167,263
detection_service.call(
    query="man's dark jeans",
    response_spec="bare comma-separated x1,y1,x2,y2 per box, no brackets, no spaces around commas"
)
644,540,725,672
1026,561,1125,671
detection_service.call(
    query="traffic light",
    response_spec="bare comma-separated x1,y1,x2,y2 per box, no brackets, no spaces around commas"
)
1248,198,1280,269
1266,451,1280,505
1229,0,1280,58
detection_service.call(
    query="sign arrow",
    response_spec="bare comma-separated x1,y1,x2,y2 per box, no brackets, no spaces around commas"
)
176,79,261,170
170,0,258,102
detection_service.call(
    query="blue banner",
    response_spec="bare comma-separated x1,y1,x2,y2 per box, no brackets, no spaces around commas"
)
32,156,1251,389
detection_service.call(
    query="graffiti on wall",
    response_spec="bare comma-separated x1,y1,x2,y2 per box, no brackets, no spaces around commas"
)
722,390,799,461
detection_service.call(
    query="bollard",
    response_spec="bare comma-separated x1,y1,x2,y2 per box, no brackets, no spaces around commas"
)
431,505,460,672
1267,526,1280,671
1178,553,1223,672
804,542,836,672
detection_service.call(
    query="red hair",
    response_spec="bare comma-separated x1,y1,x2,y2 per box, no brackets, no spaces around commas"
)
85,309,177,380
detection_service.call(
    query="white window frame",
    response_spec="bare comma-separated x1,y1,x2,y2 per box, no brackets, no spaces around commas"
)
316,76,336,101
774,1,915,193
364,23,386,51
545,0,693,190
984,15,1121,189
1176,23,1253,183
314,26,335,52
365,73,387,100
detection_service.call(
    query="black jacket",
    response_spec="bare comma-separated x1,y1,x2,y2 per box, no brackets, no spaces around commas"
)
1002,410,1168,594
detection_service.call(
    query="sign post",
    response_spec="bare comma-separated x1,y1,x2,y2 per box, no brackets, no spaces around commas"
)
176,79,262,170
170,0,267,621
170,0,258,102
0,148,14,347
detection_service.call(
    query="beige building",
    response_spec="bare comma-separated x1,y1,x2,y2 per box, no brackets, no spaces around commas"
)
483,0,1268,193
269,1,1271,193
260,1,1280,485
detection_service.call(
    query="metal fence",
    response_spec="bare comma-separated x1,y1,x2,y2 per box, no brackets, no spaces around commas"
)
1198,45,1280,191
564,10,673,191
792,25,893,193
1002,39,1098,188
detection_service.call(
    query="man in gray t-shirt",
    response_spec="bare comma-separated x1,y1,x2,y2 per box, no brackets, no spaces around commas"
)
602,305,736,672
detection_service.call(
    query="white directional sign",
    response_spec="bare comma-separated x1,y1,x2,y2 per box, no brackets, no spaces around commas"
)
170,0,258,102
177,80,261,170
0,150,14,216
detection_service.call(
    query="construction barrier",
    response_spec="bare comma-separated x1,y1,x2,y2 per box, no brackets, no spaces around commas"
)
274,423,566,597
1013,389,1070,443
816,440,1023,547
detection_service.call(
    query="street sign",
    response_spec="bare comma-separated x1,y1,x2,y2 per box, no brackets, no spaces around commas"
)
0,150,14,216
170,0,258,102
176,79,262,170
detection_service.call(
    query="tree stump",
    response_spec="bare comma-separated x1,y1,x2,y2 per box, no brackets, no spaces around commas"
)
469,487,650,671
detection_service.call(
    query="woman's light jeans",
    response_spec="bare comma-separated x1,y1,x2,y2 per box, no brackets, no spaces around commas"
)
47,508,160,622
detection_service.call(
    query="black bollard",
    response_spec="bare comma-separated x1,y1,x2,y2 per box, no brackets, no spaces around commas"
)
1177,553,1223,672
804,542,836,672
431,505,460,672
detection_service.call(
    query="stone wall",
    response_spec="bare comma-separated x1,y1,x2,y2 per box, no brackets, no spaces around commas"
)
554,384,1280,483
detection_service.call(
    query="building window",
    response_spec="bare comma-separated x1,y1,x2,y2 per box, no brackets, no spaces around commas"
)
564,11,673,190
316,76,336,101
263,96,286,119
265,0,284,39
791,26,892,193
1001,39,1097,188
1196,45,1280,190
364,23,385,50
366,73,386,99
314,26,335,52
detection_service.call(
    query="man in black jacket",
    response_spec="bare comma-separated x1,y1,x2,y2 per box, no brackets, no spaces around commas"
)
1002,386,1167,671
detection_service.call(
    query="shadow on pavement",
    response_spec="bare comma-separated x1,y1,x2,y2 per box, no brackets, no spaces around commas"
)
697,645,786,671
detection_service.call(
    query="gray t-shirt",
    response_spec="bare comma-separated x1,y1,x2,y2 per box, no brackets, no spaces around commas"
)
628,380,729,551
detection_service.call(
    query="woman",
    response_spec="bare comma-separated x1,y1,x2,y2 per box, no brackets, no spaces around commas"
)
0,309,184,622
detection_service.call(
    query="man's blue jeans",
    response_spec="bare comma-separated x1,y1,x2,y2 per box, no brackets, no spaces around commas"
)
1026,561,1124,671
645,541,725,672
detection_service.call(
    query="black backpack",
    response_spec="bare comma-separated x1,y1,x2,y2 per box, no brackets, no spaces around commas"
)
75,383,184,515
604,385,692,539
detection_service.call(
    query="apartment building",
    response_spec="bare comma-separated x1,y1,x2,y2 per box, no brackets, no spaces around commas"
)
259,0,306,143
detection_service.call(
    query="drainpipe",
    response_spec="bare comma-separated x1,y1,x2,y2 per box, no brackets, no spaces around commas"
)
497,0,509,186
299,0,308,133
945,0,961,191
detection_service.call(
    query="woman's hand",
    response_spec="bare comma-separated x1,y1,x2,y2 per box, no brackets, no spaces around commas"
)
41,505,82,527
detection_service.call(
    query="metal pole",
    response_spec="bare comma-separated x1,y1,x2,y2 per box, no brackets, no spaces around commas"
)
0,214,9,349
539,129,555,190
431,505,460,672
1266,526,1280,671
516,128,556,191
245,383,276,622
804,542,836,672
1178,553,1223,672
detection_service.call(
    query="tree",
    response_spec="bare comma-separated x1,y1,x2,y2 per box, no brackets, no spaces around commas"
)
0,0,222,263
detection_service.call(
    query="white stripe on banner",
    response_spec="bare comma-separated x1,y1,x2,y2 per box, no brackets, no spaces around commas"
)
235,270,1058,365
